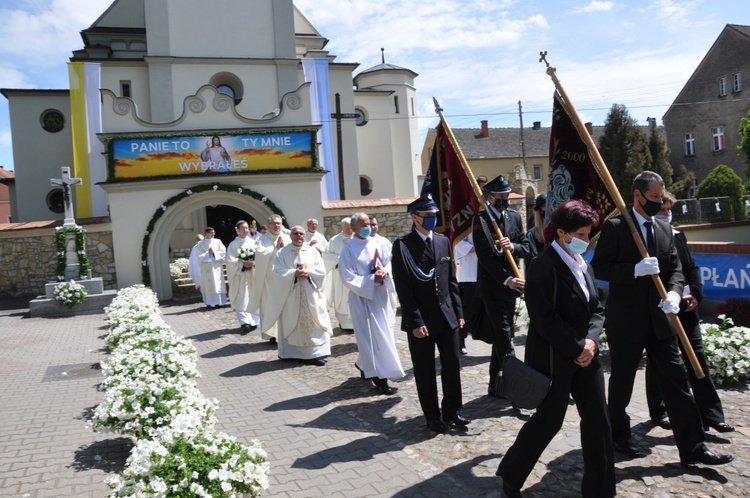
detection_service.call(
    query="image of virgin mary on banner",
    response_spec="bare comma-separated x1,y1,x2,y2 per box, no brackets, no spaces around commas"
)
548,92,617,235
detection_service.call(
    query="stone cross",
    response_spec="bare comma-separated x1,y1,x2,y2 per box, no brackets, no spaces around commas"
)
50,167,82,227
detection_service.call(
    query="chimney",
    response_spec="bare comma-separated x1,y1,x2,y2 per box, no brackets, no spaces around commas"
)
480,120,489,137
532,121,541,130
584,122,593,136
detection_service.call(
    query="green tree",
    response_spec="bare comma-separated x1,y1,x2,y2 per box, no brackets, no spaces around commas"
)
695,164,744,220
738,108,750,189
598,104,652,201
647,124,673,189
669,164,696,200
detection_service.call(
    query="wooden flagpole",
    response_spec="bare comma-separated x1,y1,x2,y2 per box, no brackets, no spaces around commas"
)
432,97,522,279
540,52,704,378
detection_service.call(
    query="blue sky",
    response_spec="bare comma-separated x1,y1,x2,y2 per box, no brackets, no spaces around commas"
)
1,0,748,172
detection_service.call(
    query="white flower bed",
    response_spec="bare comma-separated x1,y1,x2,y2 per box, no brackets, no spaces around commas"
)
701,315,750,385
93,285,269,497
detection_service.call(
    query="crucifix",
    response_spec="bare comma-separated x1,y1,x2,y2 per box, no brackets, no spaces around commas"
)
50,167,83,227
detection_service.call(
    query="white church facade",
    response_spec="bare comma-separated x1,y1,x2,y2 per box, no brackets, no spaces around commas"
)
1,0,420,300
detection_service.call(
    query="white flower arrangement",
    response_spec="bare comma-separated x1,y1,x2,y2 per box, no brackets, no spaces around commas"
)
170,258,190,279
95,285,270,496
701,315,750,384
238,245,255,272
53,280,88,308
105,426,269,497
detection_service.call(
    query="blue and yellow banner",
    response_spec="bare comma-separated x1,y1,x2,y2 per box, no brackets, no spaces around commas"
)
109,130,317,180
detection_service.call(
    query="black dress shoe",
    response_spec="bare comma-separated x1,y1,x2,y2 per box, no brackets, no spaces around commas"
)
651,416,672,430
307,358,326,366
239,324,258,335
269,337,277,344
613,438,644,458
426,419,446,433
501,481,522,498
442,411,471,427
680,446,734,466
376,383,398,395
707,422,735,433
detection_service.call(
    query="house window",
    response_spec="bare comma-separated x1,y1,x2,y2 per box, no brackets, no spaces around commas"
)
733,73,742,92
533,164,542,180
120,80,131,98
394,95,400,114
711,127,724,151
684,133,695,156
719,77,727,96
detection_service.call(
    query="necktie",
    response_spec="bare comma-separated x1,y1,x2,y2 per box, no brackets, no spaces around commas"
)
424,236,434,265
643,221,656,256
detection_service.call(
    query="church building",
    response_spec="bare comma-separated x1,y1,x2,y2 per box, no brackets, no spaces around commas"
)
1,0,420,300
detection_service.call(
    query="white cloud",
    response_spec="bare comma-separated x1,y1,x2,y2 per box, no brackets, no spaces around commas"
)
573,1,616,14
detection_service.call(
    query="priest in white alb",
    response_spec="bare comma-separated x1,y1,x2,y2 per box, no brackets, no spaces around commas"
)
196,227,227,307
272,225,332,366
305,218,327,254
248,214,291,342
187,233,203,290
225,220,259,333
339,212,404,394
322,217,353,330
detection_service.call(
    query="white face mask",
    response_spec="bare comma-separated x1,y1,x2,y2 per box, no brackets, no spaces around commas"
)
655,214,672,224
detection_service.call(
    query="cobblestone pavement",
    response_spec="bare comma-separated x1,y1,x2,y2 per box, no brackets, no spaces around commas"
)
1,294,748,497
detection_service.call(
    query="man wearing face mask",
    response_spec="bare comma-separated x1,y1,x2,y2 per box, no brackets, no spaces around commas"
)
392,194,468,433
472,175,531,396
592,171,732,467
645,191,734,434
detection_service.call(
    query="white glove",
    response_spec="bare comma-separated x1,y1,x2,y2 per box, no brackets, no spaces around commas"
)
659,291,681,314
634,257,660,277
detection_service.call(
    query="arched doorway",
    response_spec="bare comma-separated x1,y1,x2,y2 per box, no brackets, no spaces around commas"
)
147,189,276,300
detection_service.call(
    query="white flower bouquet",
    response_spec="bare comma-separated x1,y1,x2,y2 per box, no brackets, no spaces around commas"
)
238,245,255,272
106,426,269,497
701,314,750,384
53,280,88,308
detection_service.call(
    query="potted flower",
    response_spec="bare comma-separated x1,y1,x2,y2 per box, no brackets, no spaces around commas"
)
53,280,88,308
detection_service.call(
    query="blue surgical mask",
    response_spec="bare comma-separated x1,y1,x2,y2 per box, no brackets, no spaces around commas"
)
359,226,371,238
420,215,438,231
563,235,589,255
655,214,672,224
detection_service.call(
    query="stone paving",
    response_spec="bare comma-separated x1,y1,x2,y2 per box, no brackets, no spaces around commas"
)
1,293,748,497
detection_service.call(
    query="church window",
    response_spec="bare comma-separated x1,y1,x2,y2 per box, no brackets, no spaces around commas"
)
394,95,400,114
40,109,65,133
360,175,373,196
209,72,244,105
354,107,368,126
120,81,131,98
46,189,64,213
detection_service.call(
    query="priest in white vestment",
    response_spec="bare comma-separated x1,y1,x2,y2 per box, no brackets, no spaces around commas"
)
226,220,259,332
340,213,404,394
187,233,203,289
247,214,291,342
272,226,332,366
322,218,353,330
196,227,227,307
305,218,328,254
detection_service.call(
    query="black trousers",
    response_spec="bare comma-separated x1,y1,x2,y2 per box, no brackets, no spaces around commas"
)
608,328,705,458
498,356,615,498
482,295,516,385
406,320,462,421
645,320,725,426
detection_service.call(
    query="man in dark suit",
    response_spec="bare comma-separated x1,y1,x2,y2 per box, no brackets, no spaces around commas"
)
392,194,468,433
473,175,531,394
645,191,735,433
592,170,732,466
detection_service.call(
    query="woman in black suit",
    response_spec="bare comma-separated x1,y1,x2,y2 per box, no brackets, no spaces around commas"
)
496,200,615,498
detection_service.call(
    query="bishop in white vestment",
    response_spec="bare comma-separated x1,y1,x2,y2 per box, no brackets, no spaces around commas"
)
340,213,404,394
226,220,259,331
272,226,332,365
196,227,227,307
247,214,291,341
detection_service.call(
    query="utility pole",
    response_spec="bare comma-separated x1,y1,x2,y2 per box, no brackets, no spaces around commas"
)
518,100,528,172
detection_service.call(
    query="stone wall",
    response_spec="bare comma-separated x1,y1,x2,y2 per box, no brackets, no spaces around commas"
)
321,198,417,242
0,219,116,297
